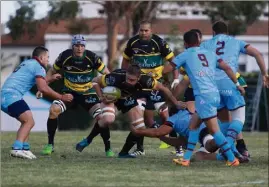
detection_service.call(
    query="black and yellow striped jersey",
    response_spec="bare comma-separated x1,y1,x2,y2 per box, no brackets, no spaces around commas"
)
101,69,157,98
53,49,105,94
123,34,174,80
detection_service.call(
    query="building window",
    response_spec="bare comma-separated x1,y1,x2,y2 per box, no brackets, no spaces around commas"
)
202,10,208,15
192,10,199,15
238,64,246,72
264,12,268,17
20,56,31,63
179,11,187,15
170,9,178,16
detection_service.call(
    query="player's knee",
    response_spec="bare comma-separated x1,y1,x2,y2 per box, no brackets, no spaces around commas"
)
131,118,146,130
231,106,245,124
49,104,62,119
100,107,116,125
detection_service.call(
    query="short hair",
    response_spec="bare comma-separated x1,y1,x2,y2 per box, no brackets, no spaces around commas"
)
189,29,202,38
140,20,152,27
212,21,228,34
32,46,48,58
127,64,141,77
183,31,199,46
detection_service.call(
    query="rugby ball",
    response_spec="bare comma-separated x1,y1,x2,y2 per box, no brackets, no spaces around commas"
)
102,86,121,102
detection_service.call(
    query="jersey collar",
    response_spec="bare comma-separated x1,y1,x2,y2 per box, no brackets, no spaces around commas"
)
33,57,46,69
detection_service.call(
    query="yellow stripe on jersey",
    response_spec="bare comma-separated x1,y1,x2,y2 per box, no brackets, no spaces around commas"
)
133,52,161,57
152,79,158,89
53,64,61,71
151,39,160,51
131,39,139,47
123,52,131,60
141,66,164,80
165,52,174,60
236,72,240,79
101,75,107,87
97,63,105,72
62,56,72,67
64,79,93,92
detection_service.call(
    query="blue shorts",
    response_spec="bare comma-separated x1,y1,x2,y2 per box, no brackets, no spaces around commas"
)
1,99,30,118
216,79,245,110
195,92,220,120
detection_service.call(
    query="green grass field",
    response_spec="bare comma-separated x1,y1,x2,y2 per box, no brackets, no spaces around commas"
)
1,131,268,187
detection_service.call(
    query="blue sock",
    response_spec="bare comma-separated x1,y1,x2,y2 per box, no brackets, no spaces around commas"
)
183,129,200,160
213,131,235,162
226,120,243,146
12,140,23,150
23,142,30,150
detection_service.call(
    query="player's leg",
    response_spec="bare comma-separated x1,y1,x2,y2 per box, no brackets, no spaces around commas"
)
41,99,68,155
6,100,36,159
130,99,147,156
119,99,145,158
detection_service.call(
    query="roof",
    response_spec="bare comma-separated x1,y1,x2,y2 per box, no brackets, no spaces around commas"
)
1,22,49,46
1,18,268,46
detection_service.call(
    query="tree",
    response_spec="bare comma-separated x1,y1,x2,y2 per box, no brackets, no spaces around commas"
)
6,1,38,40
205,1,267,35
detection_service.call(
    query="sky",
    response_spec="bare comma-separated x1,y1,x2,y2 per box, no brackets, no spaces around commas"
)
1,1,50,33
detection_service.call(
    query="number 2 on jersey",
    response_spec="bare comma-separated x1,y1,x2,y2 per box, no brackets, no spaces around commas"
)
216,41,225,55
198,54,208,67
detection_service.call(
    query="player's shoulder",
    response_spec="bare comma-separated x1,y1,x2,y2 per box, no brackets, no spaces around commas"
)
85,49,97,57
151,34,166,44
127,35,140,45
61,49,73,56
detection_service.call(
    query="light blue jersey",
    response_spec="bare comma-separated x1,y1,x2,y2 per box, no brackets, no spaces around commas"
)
167,110,206,138
200,34,248,80
1,59,46,109
173,47,220,96
201,34,247,110
173,47,221,119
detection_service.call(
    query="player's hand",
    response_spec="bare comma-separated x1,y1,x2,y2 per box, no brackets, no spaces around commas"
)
100,95,116,104
36,91,43,99
61,94,73,102
263,74,269,88
171,79,180,88
175,101,187,110
46,73,62,83
237,86,245,96
130,125,138,134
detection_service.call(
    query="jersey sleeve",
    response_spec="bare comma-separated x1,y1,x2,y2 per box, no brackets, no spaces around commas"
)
101,73,118,87
92,53,106,73
172,52,187,69
53,52,64,71
33,63,46,79
123,40,133,60
239,40,249,54
159,38,174,60
139,75,158,89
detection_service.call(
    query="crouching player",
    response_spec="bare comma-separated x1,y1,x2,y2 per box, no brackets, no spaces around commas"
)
1,46,73,159
76,64,186,158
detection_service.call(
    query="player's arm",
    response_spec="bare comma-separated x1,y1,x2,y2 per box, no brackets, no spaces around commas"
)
154,81,186,110
245,45,269,87
218,59,245,95
121,40,133,69
131,123,173,138
173,76,190,98
159,136,187,147
35,77,73,102
45,67,62,84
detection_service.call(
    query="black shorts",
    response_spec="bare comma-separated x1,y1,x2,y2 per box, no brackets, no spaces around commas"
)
59,91,100,112
137,89,165,110
198,127,210,147
7,100,30,119
115,96,138,113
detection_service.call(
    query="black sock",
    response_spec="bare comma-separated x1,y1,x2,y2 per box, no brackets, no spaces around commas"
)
100,126,111,152
236,139,248,151
136,136,144,151
86,122,101,143
47,118,58,145
119,132,139,154
169,130,177,138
